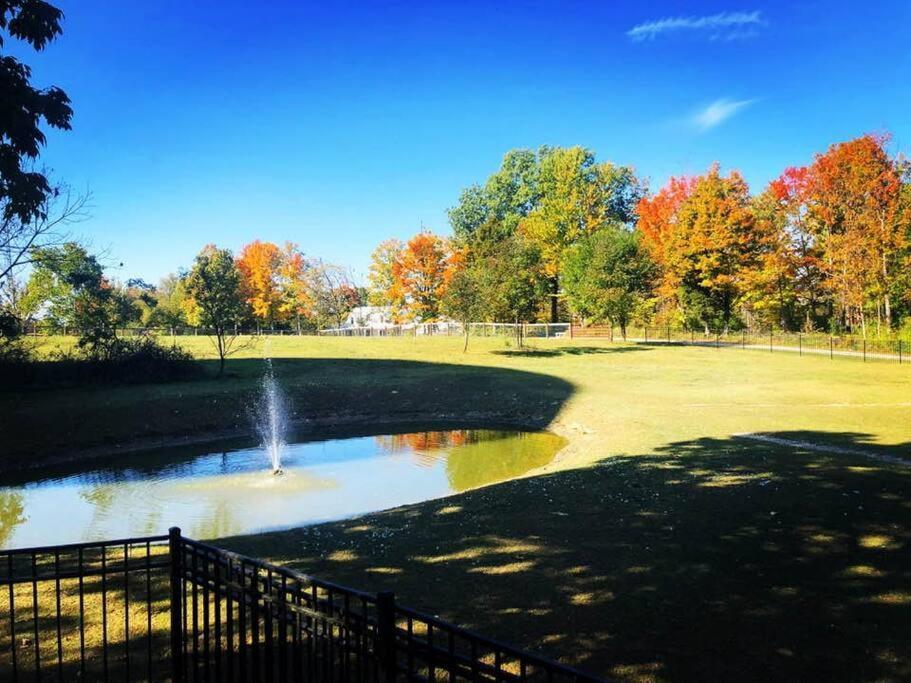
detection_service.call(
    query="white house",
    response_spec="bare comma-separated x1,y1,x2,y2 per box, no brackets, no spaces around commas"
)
342,306,394,329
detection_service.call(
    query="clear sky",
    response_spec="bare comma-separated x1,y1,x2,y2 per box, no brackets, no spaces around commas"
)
14,0,911,284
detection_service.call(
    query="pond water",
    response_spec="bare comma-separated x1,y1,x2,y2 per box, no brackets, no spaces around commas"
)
0,429,565,549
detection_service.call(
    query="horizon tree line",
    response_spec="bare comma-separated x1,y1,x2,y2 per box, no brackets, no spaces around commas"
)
370,134,911,339
4,135,910,347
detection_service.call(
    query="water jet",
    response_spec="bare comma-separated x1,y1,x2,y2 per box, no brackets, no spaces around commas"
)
256,358,289,475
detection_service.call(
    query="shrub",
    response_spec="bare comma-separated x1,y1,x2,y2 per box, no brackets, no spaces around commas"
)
0,334,199,389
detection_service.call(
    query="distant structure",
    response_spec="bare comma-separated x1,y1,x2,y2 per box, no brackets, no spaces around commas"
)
342,305,394,329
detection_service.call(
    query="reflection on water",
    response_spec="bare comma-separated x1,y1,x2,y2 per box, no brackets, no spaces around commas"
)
0,429,565,548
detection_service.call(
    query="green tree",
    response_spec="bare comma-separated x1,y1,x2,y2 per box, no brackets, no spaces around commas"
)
144,273,190,329
184,245,246,375
0,0,72,224
441,266,484,352
563,227,655,339
450,147,643,323
0,2,88,291
447,149,540,243
473,236,546,346
23,243,138,354
520,147,645,322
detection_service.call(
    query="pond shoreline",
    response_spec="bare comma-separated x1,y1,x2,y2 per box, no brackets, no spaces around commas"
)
0,410,557,476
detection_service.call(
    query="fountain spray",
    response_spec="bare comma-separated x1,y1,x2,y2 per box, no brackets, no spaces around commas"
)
256,357,289,475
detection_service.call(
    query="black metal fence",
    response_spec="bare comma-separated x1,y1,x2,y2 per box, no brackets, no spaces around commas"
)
571,325,910,365
2,529,604,682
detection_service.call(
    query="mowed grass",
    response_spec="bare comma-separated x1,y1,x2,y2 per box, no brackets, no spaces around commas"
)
4,334,909,466
2,335,911,681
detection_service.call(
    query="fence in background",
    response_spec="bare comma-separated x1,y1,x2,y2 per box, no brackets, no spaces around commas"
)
571,325,909,365
1,528,604,682
321,322,909,366
20,325,318,338
19,321,908,366
319,322,572,339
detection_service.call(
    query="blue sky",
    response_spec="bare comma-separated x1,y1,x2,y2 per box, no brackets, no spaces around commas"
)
14,0,911,283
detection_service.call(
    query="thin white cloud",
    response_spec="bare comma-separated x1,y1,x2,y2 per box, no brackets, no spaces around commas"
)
628,11,765,42
691,98,755,131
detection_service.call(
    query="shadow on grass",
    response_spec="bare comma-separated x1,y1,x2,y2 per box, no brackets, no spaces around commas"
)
492,345,650,358
0,357,576,465
222,430,911,682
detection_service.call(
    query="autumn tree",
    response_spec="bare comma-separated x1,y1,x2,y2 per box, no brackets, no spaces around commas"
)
743,167,826,331
366,238,403,306
184,245,246,375
236,240,284,326
663,165,757,333
390,232,457,322
276,242,312,333
805,134,905,335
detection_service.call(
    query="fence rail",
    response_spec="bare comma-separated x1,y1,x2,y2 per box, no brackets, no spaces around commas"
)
1,528,604,682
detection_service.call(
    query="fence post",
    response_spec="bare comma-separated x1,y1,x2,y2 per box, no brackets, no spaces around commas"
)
169,527,184,683
769,330,773,353
830,337,834,360
863,339,866,362
377,591,397,683
742,330,746,349
799,333,802,356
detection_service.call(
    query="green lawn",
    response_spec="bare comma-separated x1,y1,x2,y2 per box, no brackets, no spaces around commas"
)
2,336,911,681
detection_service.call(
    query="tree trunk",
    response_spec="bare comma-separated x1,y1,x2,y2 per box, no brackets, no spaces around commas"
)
463,327,469,353
549,276,559,323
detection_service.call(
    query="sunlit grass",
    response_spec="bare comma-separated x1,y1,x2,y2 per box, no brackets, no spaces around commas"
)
3,334,911,680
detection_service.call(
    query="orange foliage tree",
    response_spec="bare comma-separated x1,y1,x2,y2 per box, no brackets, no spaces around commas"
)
636,175,698,312
236,240,284,325
637,165,756,332
805,134,905,334
276,242,312,332
390,232,459,322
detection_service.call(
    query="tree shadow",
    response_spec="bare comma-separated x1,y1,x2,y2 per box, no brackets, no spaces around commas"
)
492,345,650,358
1,357,576,465
221,430,911,682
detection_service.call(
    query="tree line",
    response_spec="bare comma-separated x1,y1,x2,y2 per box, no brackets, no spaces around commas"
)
368,136,911,341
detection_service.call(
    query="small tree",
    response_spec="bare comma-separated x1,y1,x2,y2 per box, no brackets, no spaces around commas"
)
184,245,245,375
563,227,655,339
441,266,483,351
474,235,546,347
307,261,358,329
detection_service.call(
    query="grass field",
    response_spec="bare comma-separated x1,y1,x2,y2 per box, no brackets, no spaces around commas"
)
2,335,911,680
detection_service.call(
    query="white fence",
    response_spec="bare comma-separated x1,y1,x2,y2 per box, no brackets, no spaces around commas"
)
318,322,571,338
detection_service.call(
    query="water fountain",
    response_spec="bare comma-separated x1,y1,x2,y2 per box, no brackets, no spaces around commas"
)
255,358,289,474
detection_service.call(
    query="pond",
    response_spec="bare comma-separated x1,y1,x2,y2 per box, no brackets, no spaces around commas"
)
0,429,565,549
